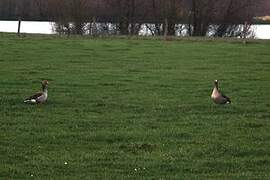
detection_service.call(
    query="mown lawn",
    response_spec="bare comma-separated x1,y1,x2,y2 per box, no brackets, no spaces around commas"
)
0,33,270,179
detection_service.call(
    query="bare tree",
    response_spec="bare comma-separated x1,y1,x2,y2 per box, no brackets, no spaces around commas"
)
186,0,217,36
49,0,91,35
0,0,267,38
162,0,183,36
212,0,260,38
183,0,260,37
15,0,31,36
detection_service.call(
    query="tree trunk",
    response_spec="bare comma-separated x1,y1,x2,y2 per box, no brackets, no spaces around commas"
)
119,17,129,35
188,12,192,36
164,18,168,37
90,17,97,36
130,0,135,35
242,21,248,44
167,21,175,36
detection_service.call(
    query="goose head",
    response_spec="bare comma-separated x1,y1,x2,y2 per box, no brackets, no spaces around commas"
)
42,80,49,91
214,79,219,88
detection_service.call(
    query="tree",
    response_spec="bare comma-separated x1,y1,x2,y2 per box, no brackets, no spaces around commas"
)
15,0,30,36
186,0,217,36
48,0,91,35
183,0,260,37
0,0,266,37
212,0,261,38
162,0,183,36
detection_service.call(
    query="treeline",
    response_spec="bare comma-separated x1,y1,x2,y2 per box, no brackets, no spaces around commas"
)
0,0,268,37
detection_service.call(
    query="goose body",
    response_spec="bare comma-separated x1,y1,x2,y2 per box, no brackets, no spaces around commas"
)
211,80,231,104
24,80,49,104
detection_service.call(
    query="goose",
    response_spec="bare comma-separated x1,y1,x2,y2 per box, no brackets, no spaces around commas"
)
211,80,231,104
24,80,49,104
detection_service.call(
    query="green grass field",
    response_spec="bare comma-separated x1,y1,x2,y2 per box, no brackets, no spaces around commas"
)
0,33,270,179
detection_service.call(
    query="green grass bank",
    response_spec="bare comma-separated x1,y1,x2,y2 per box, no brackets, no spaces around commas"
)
0,34,270,179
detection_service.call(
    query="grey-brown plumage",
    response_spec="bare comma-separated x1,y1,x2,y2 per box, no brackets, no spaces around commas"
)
211,80,231,104
24,80,49,104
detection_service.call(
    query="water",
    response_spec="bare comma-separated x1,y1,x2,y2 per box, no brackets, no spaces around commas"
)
0,20,269,39
254,25,270,39
0,21,53,34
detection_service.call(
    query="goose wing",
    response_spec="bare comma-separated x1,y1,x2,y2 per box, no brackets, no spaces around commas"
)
221,93,231,103
24,92,43,101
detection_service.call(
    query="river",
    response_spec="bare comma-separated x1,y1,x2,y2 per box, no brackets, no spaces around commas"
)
0,20,269,39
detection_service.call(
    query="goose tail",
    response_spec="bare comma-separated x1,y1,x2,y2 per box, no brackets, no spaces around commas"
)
23,99,36,104
225,97,231,104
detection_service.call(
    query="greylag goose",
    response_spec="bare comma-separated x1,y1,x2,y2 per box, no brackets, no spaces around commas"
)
24,80,49,104
211,80,231,104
